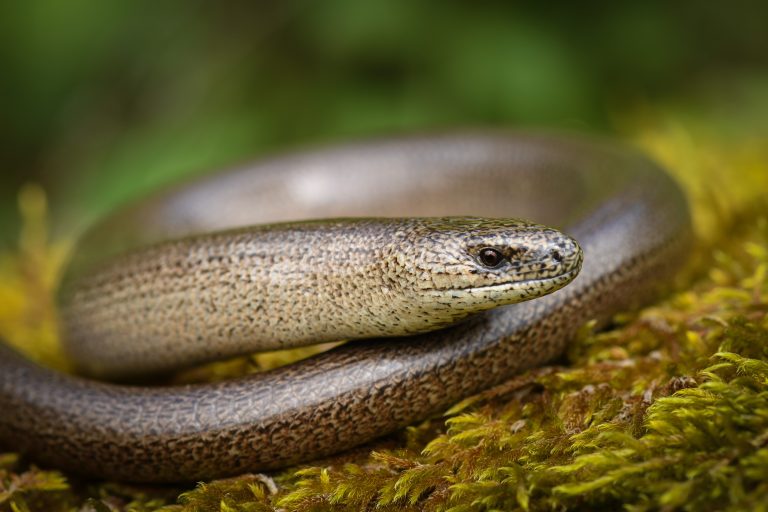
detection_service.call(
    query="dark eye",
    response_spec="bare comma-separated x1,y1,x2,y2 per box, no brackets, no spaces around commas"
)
551,250,563,262
477,247,505,268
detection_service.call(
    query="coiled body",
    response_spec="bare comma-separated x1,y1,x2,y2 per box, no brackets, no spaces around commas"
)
0,133,691,482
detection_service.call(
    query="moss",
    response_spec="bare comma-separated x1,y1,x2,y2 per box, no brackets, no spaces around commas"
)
1,117,767,511
0,454,71,512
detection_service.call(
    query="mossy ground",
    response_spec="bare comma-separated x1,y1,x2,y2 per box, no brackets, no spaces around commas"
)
1,117,767,512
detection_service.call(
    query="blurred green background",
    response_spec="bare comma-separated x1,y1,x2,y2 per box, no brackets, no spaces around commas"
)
1,0,767,245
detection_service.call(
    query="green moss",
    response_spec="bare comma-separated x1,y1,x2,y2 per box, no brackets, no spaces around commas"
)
0,454,70,512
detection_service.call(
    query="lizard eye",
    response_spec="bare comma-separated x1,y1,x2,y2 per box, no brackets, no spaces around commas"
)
477,248,505,268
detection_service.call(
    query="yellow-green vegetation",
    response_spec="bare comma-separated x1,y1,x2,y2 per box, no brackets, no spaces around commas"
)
1,119,767,511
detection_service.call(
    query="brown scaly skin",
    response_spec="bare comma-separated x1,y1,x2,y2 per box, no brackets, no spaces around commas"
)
0,132,692,482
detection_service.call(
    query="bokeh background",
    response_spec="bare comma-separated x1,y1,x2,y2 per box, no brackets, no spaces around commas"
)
1,0,767,245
